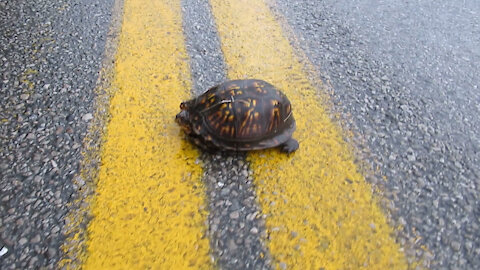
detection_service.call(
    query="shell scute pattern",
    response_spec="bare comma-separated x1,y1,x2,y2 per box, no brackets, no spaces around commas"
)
176,79,299,152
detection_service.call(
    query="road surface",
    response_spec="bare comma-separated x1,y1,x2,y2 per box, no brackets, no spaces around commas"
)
1,0,478,269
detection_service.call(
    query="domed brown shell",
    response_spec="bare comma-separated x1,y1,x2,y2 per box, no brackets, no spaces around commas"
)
177,79,297,152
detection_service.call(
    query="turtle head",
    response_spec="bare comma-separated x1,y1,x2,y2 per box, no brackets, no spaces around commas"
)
176,102,192,134
179,101,189,110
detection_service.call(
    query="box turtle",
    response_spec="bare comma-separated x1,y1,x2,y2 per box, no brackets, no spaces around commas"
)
175,79,299,153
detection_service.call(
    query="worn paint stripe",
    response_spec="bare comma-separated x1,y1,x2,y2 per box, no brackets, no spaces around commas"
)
82,0,210,268
210,0,408,268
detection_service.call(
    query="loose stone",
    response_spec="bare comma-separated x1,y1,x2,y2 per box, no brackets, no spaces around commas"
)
19,238,28,246
82,113,93,121
229,211,240,219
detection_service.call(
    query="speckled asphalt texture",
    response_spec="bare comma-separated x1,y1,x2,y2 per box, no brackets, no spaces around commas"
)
269,0,479,268
1,0,479,269
0,0,113,268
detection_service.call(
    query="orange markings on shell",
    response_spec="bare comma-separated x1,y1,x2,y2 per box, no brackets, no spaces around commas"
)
221,114,229,124
252,81,264,88
240,108,254,131
242,99,250,108
220,126,231,136
208,110,223,124
227,83,239,90
268,107,281,132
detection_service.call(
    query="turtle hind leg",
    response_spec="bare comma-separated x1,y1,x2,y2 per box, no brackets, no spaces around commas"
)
280,138,299,153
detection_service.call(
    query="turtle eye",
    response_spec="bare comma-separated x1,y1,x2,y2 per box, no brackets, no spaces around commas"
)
180,102,187,110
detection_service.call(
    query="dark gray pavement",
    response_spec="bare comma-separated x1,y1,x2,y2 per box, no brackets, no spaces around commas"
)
0,0,113,268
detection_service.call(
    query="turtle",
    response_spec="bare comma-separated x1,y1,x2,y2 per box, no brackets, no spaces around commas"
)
175,79,299,153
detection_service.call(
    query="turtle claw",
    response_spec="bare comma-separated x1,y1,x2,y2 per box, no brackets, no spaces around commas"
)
281,138,299,153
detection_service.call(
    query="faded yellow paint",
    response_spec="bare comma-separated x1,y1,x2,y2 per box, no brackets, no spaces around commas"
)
210,0,408,269
83,0,210,268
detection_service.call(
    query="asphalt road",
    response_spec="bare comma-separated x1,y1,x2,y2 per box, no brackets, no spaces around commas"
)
0,0,114,268
270,0,480,268
1,0,479,269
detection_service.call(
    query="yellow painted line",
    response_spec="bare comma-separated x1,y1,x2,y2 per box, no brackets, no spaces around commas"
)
82,0,210,268
210,0,408,268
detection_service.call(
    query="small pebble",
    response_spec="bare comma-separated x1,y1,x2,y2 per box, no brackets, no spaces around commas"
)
451,241,462,252
47,247,57,258
82,113,93,121
30,234,41,244
229,211,240,219
19,238,28,246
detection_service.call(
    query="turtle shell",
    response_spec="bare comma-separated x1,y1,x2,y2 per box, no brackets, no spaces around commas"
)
177,79,296,151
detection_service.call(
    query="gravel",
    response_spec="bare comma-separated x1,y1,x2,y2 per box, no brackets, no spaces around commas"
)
269,0,480,268
182,0,271,268
0,0,113,268
202,153,271,269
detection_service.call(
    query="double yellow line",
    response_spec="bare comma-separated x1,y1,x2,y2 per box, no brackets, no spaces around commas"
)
65,0,409,268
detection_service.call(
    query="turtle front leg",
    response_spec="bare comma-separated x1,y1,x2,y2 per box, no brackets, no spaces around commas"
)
280,138,299,153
